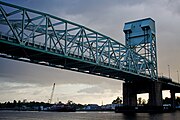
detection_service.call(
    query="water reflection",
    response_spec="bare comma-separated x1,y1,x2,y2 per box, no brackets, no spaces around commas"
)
0,111,180,120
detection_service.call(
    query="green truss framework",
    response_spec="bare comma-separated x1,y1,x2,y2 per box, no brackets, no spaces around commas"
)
0,1,157,80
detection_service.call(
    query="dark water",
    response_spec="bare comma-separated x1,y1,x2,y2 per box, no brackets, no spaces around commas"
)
0,111,180,120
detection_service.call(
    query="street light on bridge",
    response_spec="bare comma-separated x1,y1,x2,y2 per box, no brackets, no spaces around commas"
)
177,70,179,83
159,73,163,77
168,65,171,79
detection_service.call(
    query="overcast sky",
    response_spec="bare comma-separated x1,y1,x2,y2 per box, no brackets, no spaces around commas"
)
0,0,180,105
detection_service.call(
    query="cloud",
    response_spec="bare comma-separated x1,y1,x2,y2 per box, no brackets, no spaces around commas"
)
77,81,122,95
78,86,104,94
167,0,180,15
0,58,122,86
0,82,36,94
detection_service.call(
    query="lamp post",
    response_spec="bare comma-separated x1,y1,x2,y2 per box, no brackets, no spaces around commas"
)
177,70,179,83
160,73,163,77
168,65,171,79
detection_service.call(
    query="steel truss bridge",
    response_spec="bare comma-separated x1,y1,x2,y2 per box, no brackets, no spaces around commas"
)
0,1,179,89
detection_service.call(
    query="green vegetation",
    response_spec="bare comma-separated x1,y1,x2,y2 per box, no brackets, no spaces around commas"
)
0,100,51,110
112,97,122,104
1,96,180,111
0,100,84,111
163,96,180,105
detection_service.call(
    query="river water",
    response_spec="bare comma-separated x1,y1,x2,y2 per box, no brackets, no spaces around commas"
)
0,111,180,120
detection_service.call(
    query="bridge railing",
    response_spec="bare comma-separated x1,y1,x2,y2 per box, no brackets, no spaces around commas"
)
0,1,157,80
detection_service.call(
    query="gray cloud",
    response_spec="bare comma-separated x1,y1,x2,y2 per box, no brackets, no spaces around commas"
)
78,86,105,94
167,0,180,15
0,82,36,92
0,58,122,86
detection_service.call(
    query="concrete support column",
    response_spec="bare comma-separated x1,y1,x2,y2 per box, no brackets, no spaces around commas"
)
123,82,137,106
148,81,163,106
170,90,176,109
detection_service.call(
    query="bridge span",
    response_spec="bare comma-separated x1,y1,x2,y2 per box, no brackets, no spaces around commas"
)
0,1,156,82
0,1,180,111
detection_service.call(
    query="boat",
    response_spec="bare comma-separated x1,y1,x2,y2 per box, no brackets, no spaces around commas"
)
48,103,76,112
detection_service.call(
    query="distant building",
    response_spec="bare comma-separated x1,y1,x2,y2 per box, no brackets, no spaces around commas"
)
101,104,123,110
83,104,101,111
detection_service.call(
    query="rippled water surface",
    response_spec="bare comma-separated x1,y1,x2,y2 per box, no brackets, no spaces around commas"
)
0,111,180,120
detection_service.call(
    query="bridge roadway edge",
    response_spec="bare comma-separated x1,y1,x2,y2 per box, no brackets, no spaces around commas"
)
0,38,151,82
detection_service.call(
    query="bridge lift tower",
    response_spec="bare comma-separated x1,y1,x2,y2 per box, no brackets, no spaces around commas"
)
122,18,162,107
123,18,158,80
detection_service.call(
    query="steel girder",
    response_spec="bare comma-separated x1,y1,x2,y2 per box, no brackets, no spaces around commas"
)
0,1,156,80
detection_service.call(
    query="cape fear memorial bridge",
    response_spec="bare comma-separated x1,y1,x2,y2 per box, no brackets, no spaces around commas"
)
0,1,180,112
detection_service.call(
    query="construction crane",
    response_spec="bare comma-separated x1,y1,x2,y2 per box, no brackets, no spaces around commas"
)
48,83,55,104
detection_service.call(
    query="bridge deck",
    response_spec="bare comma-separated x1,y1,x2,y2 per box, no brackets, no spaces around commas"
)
0,34,150,82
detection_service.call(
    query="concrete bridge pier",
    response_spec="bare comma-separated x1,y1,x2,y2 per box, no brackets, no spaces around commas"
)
123,81,163,107
170,90,176,109
123,82,137,106
148,81,163,106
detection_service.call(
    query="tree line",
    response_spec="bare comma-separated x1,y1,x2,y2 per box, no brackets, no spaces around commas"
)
111,96,180,105
1,97,180,109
